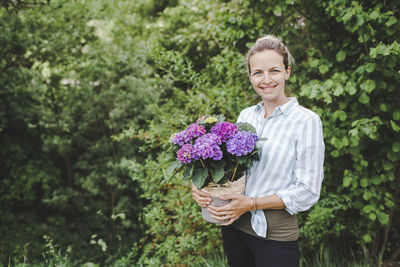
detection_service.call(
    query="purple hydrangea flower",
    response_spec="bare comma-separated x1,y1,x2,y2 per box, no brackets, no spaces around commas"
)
226,131,259,156
210,122,238,142
177,144,196,163
193,133,223,160
172,123,206,146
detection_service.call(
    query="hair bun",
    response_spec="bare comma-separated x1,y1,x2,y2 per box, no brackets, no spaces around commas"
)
256,34,279,42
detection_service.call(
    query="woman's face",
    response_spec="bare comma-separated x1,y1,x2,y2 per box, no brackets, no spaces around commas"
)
249,49,291,106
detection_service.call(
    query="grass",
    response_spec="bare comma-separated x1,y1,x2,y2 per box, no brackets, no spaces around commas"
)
10,246,382,267
198,252,228,267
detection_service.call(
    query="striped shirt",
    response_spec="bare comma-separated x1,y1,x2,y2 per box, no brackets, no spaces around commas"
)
237,97,325,237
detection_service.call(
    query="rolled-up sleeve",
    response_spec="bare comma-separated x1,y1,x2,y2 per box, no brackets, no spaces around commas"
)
275,114,325,215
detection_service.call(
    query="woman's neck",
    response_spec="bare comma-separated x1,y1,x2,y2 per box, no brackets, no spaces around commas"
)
262,96,289,118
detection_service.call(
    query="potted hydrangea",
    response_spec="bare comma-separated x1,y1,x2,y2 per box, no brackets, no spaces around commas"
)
167,115,263,223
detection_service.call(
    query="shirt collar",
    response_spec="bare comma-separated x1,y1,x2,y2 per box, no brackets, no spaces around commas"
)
255,97,298,117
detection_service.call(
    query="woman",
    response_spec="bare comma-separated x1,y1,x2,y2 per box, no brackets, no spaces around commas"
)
191,35,325,267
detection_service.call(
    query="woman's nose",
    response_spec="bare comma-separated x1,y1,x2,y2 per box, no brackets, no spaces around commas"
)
262,73,272,83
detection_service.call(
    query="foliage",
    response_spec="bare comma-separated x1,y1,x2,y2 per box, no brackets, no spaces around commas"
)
295,0,400,264
0,0,156,264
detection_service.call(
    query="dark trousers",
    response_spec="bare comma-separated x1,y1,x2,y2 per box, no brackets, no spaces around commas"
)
221,225,299,267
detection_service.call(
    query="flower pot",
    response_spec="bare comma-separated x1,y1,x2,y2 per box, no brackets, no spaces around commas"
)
200,175,245,224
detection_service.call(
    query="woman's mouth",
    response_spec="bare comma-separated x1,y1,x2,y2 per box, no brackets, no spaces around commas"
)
260,85,277,92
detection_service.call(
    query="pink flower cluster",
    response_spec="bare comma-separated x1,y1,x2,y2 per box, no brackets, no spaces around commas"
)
210,122,238,142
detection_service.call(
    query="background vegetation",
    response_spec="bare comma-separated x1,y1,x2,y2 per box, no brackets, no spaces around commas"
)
1,0,399,266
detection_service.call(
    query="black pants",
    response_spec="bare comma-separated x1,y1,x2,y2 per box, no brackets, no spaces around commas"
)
221,225,299,267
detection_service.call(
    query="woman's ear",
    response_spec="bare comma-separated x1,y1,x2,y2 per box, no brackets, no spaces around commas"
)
285,66,291,80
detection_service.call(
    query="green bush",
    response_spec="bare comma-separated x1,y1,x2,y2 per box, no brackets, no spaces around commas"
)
0,0,155,264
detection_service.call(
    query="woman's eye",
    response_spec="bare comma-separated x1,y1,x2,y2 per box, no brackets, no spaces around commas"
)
253,71,261,75
272,69,280,73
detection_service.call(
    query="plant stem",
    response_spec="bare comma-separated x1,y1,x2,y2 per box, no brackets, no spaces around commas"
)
200,158,206,168
231,162,239,182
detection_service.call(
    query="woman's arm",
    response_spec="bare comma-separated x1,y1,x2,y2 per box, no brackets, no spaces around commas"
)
274,115,325,215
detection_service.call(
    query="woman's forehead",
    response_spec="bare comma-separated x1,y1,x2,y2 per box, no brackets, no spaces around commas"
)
249,50,285,69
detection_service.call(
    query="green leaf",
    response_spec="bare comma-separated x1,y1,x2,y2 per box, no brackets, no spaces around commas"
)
360,160,368,167
346,84,357,95
192,167,208,189
209,164,225,183
360,80,376,93
356,14,365,26
393,111,400,120
319,65,329,74
333,85,344,96
371,176,382,185
369,10,379,20
365,63,375,73
167,160,183,177
358,93,370,104
390,120,400,132
336,50,346,62
363,191,373,201
339,111,347,121
392,142,400,152
343,176,352,187
369,47,378,58
41,62,51,78
369,213,376,221
377,212,389,225
362,205,375,214
273,5,282,16
342,11,353,24
183,164,193,180
382,161,394,171
331,150,340,157
386,16,397,27
333,110,347,121
237,156,247,164
360,178,368,188
236,122,257,133
363,233,372,243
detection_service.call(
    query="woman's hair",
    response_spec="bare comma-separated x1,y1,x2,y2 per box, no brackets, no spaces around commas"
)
246,35,295,73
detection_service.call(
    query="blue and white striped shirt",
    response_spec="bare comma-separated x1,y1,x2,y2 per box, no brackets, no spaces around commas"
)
237,97,325,237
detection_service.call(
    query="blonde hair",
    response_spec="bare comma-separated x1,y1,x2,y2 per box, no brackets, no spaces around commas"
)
246,35,295,73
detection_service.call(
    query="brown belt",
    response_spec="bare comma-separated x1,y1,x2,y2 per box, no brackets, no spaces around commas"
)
232,209,298,241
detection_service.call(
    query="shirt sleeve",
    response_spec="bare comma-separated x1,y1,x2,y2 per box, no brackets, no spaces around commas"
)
275,114,325,215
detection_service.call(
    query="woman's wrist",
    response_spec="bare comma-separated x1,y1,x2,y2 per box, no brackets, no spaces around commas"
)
248,197,258,212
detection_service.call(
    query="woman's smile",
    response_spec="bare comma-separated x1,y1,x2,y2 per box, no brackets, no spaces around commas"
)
259,84,277,92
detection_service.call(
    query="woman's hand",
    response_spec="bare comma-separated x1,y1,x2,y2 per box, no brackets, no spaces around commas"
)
191,183,211,207
207,194,251,226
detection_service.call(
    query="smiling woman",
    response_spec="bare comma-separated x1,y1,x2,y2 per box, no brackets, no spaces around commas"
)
248,49,291,117
191,35,325,267
247,35,293,118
